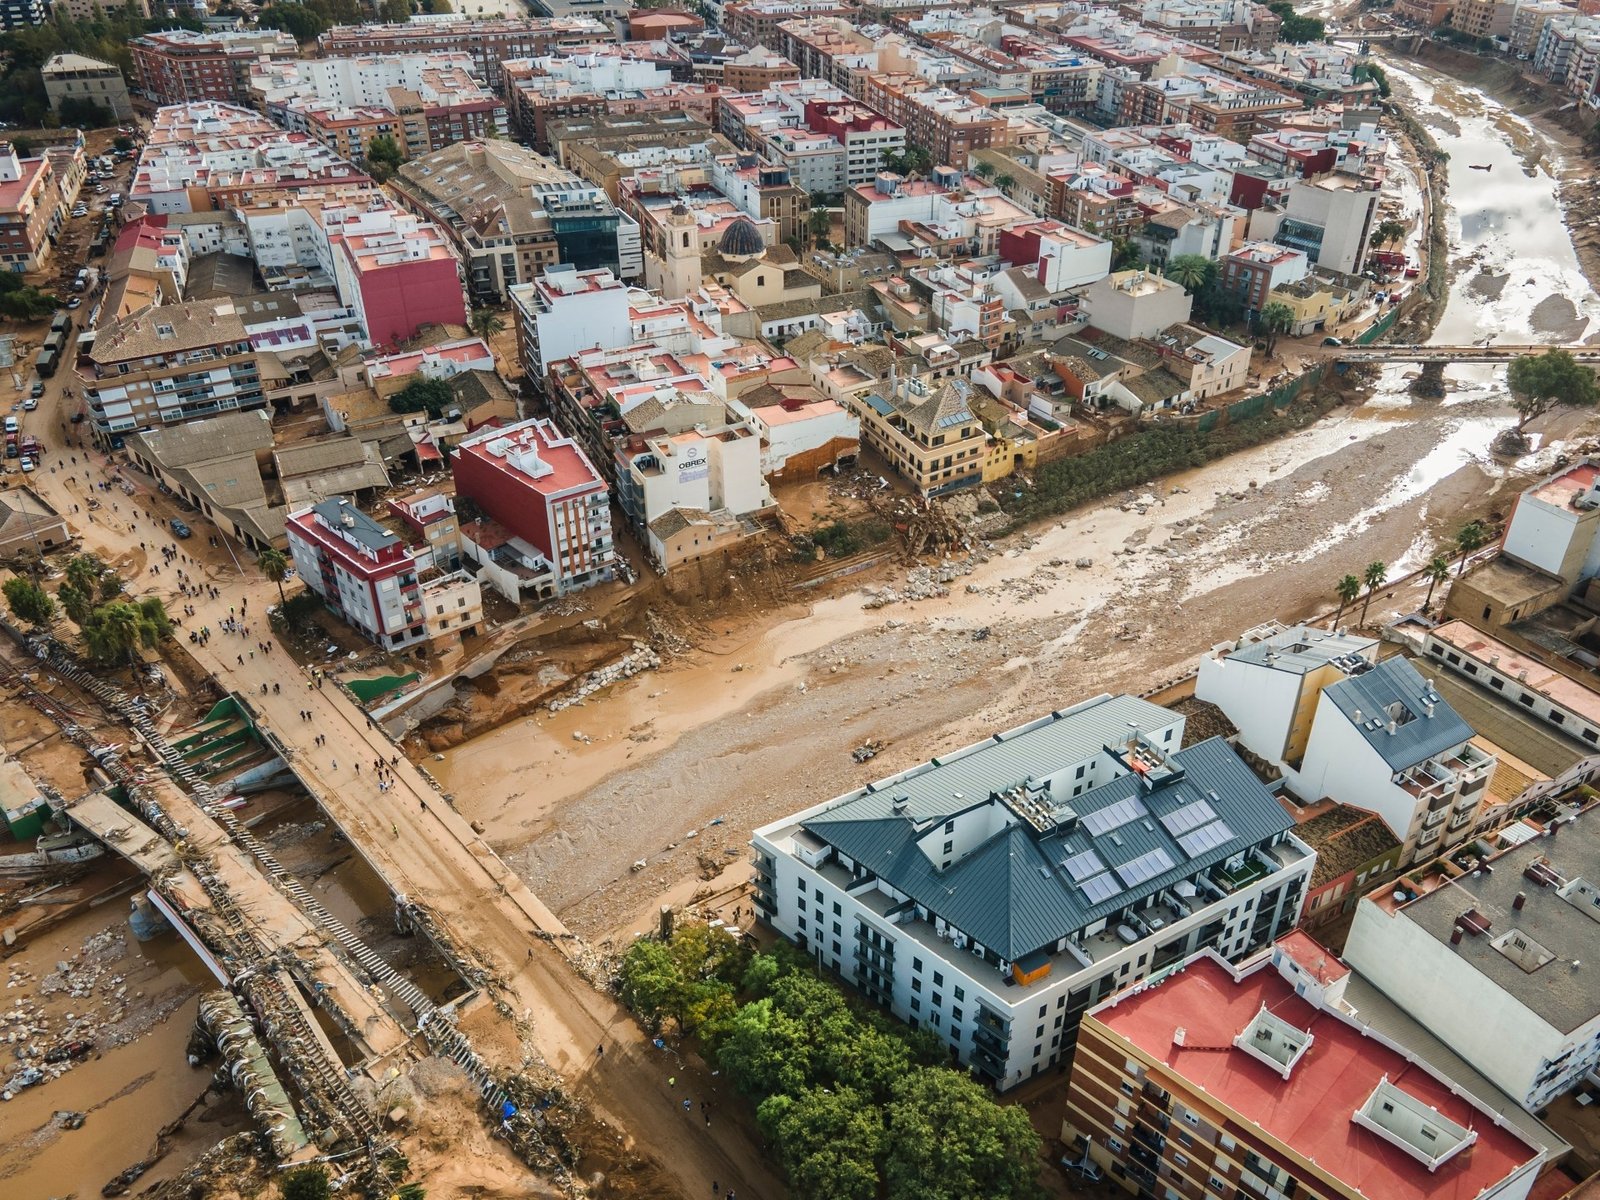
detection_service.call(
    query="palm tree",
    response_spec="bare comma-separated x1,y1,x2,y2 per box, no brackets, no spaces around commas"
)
258,546,291,607
1258,301,1294,356
1167,253,1215,293
995,172,1015,192
1334,574,1362,627
972,160,996,180
807,204,832,249
1422,555,1451,611
1359,560,1388,626
468,307,505,343
1454,520,1488,574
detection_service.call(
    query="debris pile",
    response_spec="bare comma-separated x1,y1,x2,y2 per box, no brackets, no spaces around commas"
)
861,558,978,609
546,646,662,713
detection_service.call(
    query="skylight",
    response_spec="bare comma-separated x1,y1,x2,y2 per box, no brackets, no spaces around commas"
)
1232,1005,1313,1080
1351,1078,1476,1173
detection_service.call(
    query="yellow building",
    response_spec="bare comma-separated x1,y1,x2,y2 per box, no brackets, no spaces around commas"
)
1270,276,1364,337
850,375,987,496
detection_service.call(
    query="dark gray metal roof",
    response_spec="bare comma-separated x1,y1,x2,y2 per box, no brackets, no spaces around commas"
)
1227,624,1377,675
805,736,1295,963
310,498,395,552
1321,657,1474,771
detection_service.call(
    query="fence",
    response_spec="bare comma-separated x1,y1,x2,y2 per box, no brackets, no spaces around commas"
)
1194,362,1328,433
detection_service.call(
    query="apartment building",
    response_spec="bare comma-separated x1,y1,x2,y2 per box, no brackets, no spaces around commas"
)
317,18,613,89
723,0,857,47
508,264,633,382
751,694,1314,1089
1345,802,1600,1112
0,142,64,274
855,74,1013,167
452,416,615,603
1082,270,1194,340
42,53,134,122
79,299,264,446
287,498,431,649
322,207,469,349
392,140,641,303
844,374,988,496
1249,171,1381,276
1221,241,1309,316
775,15,879,88
130,29,298,106
1199,626,1498,863
1064,939,1546,1200
1119,0,1282,51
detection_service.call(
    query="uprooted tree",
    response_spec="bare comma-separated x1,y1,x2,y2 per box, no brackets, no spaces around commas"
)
1507,349,1599,432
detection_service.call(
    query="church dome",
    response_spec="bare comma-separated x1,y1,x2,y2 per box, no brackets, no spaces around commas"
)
717,216,765,258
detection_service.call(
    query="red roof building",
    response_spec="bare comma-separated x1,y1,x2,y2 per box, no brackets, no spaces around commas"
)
451,416,614,602
1064,944,1548,1200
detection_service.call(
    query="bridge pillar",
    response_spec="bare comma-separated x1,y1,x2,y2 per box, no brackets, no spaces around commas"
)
1409,361,1445,399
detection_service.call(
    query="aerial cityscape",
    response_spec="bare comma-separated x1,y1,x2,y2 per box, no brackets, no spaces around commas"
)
0,0,1599,1197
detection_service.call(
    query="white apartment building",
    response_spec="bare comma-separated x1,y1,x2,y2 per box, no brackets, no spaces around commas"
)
1200,624,1497,862
508,264,633,381
751,694,1314,1089
1252,172,1381,276
1344,803,1600,1112
1081,269,1194,340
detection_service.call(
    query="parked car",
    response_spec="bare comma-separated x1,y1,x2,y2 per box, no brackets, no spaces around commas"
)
70,412,85,424
1322,336,1344,346
67,297,82,309
170,519,192,539
22,398,37,411
21,456,35,472
30,380,44,398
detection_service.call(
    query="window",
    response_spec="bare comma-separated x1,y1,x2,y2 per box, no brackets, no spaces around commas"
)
933,971,944,987
1120,1080,1135,1096
954,986,964,1002
913,957,924,973
1174,1153,1189,1168
1107,1137,1125,1155
910,997,921,1012
912,978,922,993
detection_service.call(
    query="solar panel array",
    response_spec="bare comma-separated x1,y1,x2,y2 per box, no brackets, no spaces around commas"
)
1082,796,1149,837
1177,821,1235,858
1115,848,1176,888
1160,799,1217,837
1062,848,1106,883
1078,873,1123,905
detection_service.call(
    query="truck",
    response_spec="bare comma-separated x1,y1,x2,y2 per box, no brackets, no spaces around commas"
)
50,311,72,336
19,436,41,460
35,347,57,378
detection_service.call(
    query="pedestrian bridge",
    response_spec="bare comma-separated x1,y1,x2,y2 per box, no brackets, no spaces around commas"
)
1323,343,1600,365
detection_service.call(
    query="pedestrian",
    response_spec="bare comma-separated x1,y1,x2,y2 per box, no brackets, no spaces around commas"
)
712,1184,719,1196
668,1076,676,1088
331,760,338,771
237,654,243,666
420,799,426,812
682,1098,691,1112
596,1043,604,1058
354,762,360,775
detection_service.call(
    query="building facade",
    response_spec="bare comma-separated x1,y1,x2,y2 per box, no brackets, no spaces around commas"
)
286,498,429,649
42,53,135,121
751,694,1314,1089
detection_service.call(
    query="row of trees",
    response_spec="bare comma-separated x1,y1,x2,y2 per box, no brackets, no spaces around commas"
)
0,272,60,323
619,926,1044,1200
1331,521,1490,627
1268,1,1326,44
4,554,171,666
259,0,452,44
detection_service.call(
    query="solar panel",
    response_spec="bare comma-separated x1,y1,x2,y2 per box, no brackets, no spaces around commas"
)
937,411,971,429
1083,796,1149,837
1160,799,1217,837
1062,849,1106,882
1177,821,1236,858
1078,873,1123,904
1115,848,1176,888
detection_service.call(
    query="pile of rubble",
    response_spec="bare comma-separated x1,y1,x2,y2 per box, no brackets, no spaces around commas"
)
546,646,662,713
861,558,978,609
644,609,692,658
3,928,136,1100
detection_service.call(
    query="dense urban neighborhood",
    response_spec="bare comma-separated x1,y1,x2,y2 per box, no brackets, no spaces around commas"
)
1,0,1600,1198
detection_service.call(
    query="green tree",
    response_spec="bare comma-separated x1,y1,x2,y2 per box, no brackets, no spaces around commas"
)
1269,2,1326,42
1111,237,1142,270
1423,555,1451,611
1334,573,1362,627
1257,300,1294,355
388,376,455,417
1353,61,1391,98
995,172,1015,192
1359,560,1387,626
972,160,996,180
113,135,134,153
4,575,56,625
467,307,505,343
807,203,832,249
1506,348,1600,431
0,285,58,323
717,996,819,1099
259,4,329,40
1166,253,1215,293
281,1165,332,1200
758,1087,884,1200
1454,520,1489,575
1372,218,1406,249
365,133,404,181
10,136,35,158
58,96,111,127
378,0,413,20
257,546,290,607
882,1069,1043,1200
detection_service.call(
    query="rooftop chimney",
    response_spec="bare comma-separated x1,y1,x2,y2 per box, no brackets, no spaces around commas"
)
1451,926,1464,946
1514,892,1526,911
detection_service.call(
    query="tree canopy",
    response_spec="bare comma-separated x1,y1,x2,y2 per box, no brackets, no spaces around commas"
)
3,576,56,625
1269,1,1326,42
1506,349,1599,431
388,376,456,418
618,928,1044,1200
366,134,405,181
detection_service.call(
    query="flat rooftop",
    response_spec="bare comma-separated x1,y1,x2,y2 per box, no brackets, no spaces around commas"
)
1529,460,1600,510
1387,803,1600,1033
1429,620,1600,730
1092,954,1545,1200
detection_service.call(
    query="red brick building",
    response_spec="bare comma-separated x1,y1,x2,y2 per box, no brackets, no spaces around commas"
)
130,29,298,106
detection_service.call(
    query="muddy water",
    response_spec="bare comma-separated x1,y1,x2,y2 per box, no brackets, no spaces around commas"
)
0,902,222,1199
